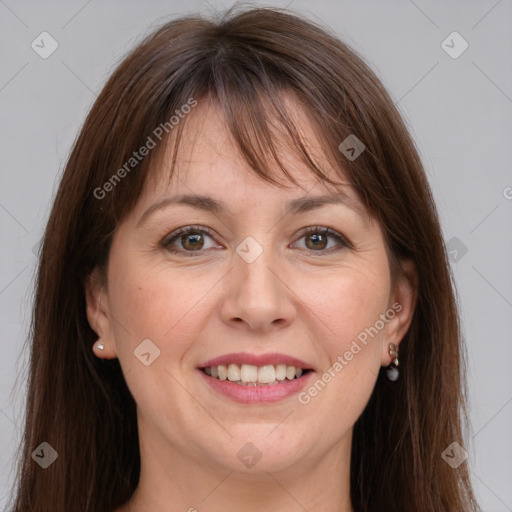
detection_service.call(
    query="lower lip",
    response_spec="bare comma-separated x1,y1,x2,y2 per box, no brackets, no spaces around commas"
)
198,369,314,404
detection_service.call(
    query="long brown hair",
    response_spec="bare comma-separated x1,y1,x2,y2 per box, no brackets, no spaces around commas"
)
10,5,479,511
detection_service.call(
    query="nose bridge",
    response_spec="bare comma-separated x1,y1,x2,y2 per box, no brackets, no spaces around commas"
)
222,235,294,331
236,236,280,303
239,243,278,297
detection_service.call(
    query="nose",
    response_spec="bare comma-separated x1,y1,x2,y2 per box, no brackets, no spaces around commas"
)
219,243,297,333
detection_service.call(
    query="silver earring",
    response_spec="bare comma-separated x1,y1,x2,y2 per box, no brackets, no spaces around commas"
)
386,343,399,381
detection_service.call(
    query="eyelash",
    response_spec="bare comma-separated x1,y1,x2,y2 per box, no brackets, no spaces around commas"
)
161,224,351,257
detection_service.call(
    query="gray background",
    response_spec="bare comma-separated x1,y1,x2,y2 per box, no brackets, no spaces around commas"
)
1,0,511,510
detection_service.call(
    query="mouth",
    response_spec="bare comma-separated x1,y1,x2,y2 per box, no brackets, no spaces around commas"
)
200,363,313,386
197,353,315,404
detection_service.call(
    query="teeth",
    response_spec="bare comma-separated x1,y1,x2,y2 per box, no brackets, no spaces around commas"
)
218,364,227,380
286,365,296,380
258,365,275,383
203,363,306,385
240,364,258,383
227,363,240,381
275,364,287,381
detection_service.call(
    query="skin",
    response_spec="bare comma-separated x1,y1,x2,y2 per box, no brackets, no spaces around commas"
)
85,97,417,512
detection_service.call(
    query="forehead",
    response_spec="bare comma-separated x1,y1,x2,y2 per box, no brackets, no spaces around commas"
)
145,94,358,204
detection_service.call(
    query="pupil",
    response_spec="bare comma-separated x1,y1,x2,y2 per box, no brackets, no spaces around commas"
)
183,232,203,250
307,233,327,250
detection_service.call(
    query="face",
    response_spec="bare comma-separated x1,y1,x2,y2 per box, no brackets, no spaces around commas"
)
86,97,416,479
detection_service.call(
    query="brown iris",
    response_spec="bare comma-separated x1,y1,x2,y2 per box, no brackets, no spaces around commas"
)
181,231,204,250
305,232,328,250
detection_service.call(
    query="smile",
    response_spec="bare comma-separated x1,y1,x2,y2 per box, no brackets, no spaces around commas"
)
198,366,315,404
201,363,311,385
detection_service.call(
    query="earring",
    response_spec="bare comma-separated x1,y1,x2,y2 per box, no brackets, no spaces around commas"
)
94,341,105,351
386,343,399,381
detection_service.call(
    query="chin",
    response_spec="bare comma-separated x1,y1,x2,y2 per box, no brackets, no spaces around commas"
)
201,430,308,474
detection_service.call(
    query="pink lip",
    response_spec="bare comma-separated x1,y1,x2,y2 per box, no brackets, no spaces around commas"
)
199,352,313,369
198,369,315,404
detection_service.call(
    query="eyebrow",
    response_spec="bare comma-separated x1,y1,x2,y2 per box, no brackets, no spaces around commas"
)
137,192,366,227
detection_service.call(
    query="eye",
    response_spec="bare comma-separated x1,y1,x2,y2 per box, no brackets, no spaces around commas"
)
162,225,222,255
292,226,349,253
162,224,350,257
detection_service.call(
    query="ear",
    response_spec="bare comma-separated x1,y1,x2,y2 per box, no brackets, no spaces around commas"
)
84,268,117,359
381,259,418,365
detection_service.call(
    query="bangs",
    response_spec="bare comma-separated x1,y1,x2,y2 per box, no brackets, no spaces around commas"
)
150,85,352,198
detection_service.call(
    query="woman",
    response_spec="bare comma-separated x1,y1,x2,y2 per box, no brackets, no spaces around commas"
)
10,5,480,511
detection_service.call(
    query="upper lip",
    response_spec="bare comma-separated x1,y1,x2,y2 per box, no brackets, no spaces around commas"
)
199,352,314,370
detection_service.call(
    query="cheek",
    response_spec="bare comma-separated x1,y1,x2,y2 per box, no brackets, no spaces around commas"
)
295,266,391,432
105,254,218,421
107,252,219,352
302,264,391,349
